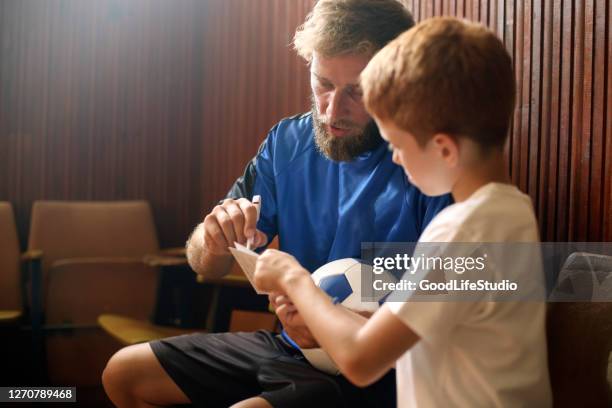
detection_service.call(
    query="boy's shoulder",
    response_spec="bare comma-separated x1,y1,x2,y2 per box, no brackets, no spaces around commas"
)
421,183,539,242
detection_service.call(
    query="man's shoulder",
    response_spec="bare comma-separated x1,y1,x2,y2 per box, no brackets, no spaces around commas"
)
265,112,317,170
271,112,313,143
278,111,313,126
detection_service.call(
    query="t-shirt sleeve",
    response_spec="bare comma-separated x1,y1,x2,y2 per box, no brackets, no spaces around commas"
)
224,126,279,246
384,300,475,341
384,222,476,341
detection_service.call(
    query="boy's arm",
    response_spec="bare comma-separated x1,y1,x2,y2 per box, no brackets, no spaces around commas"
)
255,250,420,386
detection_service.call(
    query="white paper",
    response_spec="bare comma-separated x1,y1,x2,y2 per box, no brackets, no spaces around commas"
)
229,242,268,294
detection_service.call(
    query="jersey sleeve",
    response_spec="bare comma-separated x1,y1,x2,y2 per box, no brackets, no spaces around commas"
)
224,126,279,246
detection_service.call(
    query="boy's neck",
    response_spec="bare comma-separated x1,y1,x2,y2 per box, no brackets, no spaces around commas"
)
451,149,509,203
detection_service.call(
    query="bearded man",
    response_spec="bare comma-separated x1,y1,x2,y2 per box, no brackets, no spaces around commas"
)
102,1,450,407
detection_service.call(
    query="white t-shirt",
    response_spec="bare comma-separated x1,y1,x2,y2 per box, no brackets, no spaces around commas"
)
385,182,552,408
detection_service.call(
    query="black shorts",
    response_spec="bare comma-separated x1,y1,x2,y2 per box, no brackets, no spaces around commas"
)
150,330,396,408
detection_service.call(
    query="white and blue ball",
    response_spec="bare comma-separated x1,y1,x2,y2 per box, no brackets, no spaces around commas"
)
312,258,384,313
300,258,394,374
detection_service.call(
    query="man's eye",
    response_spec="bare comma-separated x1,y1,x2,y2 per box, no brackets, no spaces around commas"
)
350,88,363,98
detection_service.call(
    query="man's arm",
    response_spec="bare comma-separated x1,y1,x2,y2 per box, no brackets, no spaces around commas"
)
187,131,279,279
186,222,234,279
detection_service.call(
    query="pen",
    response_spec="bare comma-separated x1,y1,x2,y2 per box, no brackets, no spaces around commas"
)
247,195,261,250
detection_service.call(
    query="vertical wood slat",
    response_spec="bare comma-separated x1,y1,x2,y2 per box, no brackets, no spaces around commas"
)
569,0,586,240
547,0,564,241
529,0,542,209
512,0,525,186
0,0,209,246
605,0,612,241
556,1,572,240
588,0,606,241
541,0,557,241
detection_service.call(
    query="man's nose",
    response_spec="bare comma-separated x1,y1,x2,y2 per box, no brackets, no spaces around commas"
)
326,89,345,122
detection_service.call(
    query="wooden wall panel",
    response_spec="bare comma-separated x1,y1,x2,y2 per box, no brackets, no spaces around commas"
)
0,0,208,247
0,0,610,247
407,0,611,242
0,0,314,247
198,0,315,211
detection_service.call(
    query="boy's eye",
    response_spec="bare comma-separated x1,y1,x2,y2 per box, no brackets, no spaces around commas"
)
387,143,395,152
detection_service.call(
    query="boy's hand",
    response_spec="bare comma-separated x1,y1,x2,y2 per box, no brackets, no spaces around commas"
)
269,292,319,348
276,302,319,348
268,293,296,313
256,250,318,348
253,249,308,293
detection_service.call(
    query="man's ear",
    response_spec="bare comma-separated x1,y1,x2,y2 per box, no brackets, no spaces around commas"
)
431,133,459,167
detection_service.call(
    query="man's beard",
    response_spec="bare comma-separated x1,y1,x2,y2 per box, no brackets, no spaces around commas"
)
311,100,382,162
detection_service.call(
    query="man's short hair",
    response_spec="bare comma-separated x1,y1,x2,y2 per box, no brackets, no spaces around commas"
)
361,17,516,150
294,0,415,61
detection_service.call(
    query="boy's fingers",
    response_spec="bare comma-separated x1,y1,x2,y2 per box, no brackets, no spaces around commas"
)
275,303,289,321
274,295,293,307
283,304,297,313
268,292,281,308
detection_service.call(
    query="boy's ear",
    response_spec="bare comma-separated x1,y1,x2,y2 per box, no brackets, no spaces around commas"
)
431,133,459,167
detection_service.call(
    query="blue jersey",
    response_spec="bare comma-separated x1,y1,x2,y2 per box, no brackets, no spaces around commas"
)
226,112,451,272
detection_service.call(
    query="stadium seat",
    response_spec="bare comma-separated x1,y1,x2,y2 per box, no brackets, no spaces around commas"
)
27,201,200,383
0,202,25,326
547,251,612,407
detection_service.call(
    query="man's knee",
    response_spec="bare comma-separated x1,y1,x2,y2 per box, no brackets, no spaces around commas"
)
102,344,152,399
102,342,189,407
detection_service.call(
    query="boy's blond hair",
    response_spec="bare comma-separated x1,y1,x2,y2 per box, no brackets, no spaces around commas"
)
293,0,414,62
361,17,515,149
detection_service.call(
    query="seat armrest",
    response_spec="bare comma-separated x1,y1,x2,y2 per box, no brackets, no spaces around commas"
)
143,254,188,267
22,249,43,262
158,247,186,257
52,257,144,268
196,273,251,287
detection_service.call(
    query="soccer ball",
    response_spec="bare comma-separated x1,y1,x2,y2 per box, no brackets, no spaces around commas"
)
297,258,393,375
312,258,381,313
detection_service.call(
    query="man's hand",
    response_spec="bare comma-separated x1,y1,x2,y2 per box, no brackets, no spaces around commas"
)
269,292,319,349
203,198,267,255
